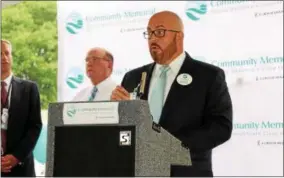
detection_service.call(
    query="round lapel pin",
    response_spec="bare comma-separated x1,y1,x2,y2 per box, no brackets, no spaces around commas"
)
177,73,192,86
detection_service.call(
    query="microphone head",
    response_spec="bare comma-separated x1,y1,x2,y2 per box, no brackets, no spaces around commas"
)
139,72,147,95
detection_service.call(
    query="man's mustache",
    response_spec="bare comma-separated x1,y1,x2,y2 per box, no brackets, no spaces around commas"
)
150,43,161,49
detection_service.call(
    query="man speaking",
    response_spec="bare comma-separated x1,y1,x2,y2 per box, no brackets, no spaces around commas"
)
111,11,233,177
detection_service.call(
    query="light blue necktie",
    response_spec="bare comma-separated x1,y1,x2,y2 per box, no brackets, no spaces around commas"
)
149,65,170,124
88,86,98,101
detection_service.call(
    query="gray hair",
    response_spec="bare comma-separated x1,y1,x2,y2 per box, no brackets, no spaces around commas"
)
105,51,114,62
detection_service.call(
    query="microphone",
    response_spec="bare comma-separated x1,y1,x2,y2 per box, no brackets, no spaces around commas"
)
138,72,147,97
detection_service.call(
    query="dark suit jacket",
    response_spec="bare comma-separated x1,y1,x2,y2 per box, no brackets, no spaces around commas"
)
1,77,42,177
121,52,233,177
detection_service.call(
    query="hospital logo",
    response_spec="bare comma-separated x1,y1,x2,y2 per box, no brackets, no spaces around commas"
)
66,12,84,34
66,67,84,89
185,1,207,21
66,105,77,118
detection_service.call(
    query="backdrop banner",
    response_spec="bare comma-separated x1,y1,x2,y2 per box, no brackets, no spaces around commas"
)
49,1,283,176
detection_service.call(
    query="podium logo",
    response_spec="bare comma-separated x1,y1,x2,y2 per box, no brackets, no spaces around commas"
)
66,67,84,89
66,105,77,118
119,131,131,146
66,12,84,34
185,1,207,21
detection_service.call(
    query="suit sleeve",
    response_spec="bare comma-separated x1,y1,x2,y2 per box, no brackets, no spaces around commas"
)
121,72,131,92
12,82,43,162
182,69,233,152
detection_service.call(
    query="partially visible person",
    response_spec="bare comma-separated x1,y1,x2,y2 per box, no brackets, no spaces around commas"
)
1,39,42,177
72,47,117,101
111,11,233,177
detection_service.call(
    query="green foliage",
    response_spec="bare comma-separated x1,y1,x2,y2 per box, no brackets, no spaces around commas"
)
2,1,57,109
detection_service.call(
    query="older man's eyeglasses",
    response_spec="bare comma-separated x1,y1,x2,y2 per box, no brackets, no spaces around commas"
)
143,29,180,39
85,57,110,62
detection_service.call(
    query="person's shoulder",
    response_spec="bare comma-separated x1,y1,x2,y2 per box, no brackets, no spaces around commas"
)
14,76,38,87
72,86,91,101
105,77,117,89
76,86,91,93
125,63,154,76
192,58,224,74
188,56,225,80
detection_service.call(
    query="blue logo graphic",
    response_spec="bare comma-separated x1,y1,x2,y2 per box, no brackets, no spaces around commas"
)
185,1,207,21
66,105,77,118
33,125,47,164
66,67,84,89
66,12,83,34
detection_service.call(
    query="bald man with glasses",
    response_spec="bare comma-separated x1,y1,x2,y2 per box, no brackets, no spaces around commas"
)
73,47,117,101
111,11,233,177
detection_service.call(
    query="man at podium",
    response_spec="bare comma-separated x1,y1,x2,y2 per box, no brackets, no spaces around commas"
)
111,11,233,177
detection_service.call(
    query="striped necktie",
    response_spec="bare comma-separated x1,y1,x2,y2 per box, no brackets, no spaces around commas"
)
88,86,98,101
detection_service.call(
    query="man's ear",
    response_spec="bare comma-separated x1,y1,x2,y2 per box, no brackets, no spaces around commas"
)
176,32,184,41
108,60,113,70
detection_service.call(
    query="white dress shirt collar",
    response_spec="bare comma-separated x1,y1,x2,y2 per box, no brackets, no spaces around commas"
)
154,51,186,75
94,76,113,92
148,51,186,104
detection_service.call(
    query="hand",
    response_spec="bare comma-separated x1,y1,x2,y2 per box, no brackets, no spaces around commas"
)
111,86,130,101
1,154,19,173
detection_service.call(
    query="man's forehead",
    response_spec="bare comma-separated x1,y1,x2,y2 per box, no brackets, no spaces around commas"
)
148,17,171,29
147,23,169,30
1,41,9,47
147,11,183,31
1,42,11,50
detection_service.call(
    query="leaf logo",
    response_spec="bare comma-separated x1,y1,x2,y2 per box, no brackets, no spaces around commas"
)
66,105,77,118
67,108,76,118
66,12,84,34
66,67,84,89
185,1,207,21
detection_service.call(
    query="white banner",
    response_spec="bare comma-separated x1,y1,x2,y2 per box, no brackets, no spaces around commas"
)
53,1,283,176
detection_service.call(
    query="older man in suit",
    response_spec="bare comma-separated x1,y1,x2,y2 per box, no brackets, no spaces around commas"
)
1,39,42,177
111,11,233,177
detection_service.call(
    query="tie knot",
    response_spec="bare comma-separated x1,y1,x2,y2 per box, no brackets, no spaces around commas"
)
159,65,170,77
92,86,98,93
88,86,98,101
1,81,7,87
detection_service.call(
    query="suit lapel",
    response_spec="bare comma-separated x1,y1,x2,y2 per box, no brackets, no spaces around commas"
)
160,53,195,124
7,77,22,134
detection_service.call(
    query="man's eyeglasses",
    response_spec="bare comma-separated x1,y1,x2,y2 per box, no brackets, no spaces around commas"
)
143,29,180,39
85,57,110,62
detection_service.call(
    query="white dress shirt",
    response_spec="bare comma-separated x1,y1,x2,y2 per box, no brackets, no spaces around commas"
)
72,77,117,101
1,74,13,108
148,52,186,104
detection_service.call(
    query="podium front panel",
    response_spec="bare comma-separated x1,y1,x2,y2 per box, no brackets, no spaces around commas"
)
52,125,135,177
